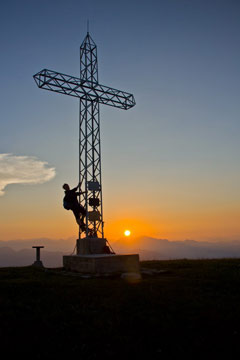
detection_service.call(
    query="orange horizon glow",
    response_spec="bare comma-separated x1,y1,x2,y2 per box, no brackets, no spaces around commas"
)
0,197,240,241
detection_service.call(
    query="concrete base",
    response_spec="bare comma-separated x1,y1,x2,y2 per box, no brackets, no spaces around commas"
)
63,254,140,274
76,237,108,255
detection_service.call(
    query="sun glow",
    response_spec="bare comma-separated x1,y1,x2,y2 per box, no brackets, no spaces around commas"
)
124,230,131,237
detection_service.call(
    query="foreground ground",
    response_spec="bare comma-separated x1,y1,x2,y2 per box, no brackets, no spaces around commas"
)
1,259,240,358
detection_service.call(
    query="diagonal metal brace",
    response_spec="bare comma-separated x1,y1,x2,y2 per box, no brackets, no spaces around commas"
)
33,69,135,110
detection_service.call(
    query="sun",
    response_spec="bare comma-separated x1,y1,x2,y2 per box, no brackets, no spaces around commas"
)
124,230,131,237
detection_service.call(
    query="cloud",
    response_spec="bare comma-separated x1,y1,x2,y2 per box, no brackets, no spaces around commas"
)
0,153,56,196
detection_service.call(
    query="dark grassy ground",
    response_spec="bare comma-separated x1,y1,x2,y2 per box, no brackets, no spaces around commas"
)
1,259,240,358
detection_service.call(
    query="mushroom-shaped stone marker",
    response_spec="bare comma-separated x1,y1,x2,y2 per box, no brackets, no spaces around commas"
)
32,246,44,268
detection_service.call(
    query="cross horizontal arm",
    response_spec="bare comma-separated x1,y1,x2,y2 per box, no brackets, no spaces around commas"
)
33,69,135,110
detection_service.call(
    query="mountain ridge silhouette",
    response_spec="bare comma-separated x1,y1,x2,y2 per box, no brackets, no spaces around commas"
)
1,237,240,267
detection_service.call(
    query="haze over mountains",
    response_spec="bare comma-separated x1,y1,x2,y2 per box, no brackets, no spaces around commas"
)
1,237,240,267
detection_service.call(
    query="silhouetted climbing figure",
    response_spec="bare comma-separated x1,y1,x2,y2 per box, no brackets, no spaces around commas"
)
62,183,86,231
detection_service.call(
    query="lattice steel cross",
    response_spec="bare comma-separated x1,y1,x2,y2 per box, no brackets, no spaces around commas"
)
33,33,135,239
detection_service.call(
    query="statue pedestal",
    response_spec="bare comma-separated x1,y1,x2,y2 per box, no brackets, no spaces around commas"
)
63,253,140,274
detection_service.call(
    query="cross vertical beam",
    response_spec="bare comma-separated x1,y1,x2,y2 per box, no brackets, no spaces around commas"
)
79,33,103,238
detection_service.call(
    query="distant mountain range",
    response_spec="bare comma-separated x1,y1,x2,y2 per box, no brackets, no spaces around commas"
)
112,237,240,260
1,237,240,267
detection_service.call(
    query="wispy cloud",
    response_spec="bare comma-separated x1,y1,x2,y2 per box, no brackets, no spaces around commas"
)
0,153,56,196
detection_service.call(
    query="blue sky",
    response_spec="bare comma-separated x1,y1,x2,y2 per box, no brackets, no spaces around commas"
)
0,0,240,240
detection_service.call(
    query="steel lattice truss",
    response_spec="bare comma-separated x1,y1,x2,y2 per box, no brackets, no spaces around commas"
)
33,33,135,239
79,98,102,237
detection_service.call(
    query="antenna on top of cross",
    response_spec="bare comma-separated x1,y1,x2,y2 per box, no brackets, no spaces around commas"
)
87,19,89,34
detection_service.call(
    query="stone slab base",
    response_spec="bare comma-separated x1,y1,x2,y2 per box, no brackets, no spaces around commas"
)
63,254,140,274
32,260,44,268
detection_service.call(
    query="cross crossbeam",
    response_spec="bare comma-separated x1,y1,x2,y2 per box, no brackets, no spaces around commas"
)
33,69,135,110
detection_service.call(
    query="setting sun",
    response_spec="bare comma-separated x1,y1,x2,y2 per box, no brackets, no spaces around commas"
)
124,230,131,237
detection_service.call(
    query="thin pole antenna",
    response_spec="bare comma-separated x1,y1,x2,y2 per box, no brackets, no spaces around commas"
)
87,19,89,33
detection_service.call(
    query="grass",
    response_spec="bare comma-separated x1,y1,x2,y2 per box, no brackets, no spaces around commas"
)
1,259,240,358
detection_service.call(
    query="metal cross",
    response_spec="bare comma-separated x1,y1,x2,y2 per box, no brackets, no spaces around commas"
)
33,32,135,240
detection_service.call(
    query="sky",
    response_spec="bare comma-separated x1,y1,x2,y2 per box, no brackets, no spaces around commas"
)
0,0,240,242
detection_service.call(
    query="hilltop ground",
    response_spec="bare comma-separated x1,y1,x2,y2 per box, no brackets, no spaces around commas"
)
1,259,240,358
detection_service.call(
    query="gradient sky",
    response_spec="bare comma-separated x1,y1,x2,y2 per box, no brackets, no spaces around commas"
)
0,0,240,241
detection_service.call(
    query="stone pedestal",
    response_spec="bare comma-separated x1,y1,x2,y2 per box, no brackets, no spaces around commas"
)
32,260,44,268
32,246,44,268
63,254,140,274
